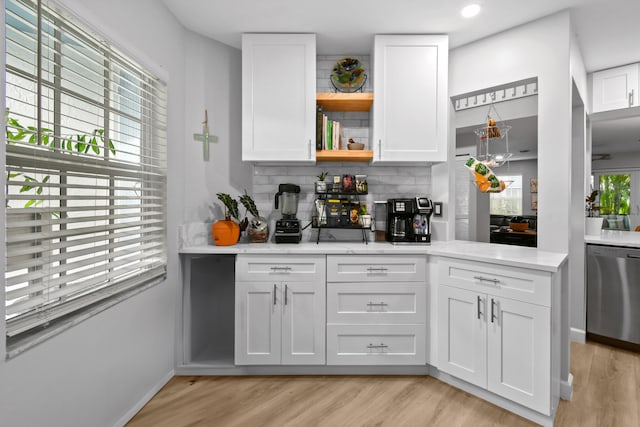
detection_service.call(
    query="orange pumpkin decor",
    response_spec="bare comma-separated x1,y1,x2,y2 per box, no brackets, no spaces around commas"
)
212,216,240,246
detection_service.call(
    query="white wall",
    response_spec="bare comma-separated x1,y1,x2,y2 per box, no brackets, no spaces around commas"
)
449,11,575,393
182,31,252,224
0,0,242,425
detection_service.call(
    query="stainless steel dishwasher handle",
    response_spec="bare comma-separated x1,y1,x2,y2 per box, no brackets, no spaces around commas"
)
627,254,640,259
270,266,292,272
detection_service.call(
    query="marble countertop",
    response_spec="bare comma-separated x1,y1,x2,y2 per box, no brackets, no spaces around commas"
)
584,229,640,248
180,239,567,273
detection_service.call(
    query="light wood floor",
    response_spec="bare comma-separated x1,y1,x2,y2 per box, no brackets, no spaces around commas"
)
127,341,639,427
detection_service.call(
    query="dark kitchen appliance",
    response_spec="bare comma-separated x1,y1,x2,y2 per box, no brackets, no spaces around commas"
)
274,183,302,243
386,197,433,244
587,244,640,350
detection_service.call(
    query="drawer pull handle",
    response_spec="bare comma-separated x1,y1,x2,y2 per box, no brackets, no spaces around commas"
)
273,284,277,306
367,343,388,350
477,295,483,319
366,267,388,272
473,275,500,285
366,301,388,310
270,266,292,272
284,284,288,305
491,298,498,323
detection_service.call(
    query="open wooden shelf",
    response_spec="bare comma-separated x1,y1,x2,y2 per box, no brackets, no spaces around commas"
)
316,93,373,112
316,149,373,162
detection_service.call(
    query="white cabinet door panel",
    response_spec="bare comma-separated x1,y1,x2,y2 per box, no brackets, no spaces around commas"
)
592,63,639,112
282,282,325,365
235,282,281,365
438,285,487,388
488,297,551,415
242,33,316,162
373,35,448,163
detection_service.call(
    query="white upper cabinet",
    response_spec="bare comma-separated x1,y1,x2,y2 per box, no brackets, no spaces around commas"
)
591,63,639,113
372,35,449,163
242,34,316,162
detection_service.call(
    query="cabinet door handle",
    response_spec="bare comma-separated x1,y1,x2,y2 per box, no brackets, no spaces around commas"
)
270,266,292,272
627,254,640,259
630,90,635,107
367,343,388,350
473,275,500,285
284,284,288,305
366,301,388,310
378,139,382,160
366,267,388,272
491,298,497,323
273,284,277,306
308,139,312,159
477,295,483,319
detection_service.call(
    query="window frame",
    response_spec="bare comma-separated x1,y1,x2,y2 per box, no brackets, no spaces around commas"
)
4,0,167,354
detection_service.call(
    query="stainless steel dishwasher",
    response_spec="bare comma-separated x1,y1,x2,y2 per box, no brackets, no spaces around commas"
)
587,244,640,347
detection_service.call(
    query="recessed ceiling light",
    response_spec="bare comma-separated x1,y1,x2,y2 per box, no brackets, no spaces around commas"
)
461,4,481,18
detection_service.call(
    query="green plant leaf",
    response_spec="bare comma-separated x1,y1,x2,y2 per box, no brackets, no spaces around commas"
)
66,139,73,151
91,137,100,154
109,140,116,155
19,184,32,193
36,186,43,195
24,199,36,208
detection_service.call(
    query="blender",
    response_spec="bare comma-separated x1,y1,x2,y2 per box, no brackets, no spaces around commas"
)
274,183,302,243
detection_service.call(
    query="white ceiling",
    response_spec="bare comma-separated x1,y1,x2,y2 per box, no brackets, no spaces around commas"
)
162,0,640,72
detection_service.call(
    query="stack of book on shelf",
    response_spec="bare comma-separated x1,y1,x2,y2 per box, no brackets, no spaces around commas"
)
316,105,342,151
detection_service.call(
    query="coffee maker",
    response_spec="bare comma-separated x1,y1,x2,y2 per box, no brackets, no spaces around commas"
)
274,183,302,243
386,197,433,244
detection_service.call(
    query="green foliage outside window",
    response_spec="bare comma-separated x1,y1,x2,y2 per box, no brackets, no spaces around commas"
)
599,174,630,215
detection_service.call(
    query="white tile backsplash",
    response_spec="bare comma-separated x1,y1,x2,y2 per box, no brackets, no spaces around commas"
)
253,164,432,241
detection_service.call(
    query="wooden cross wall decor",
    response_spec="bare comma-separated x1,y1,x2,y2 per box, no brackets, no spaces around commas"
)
193,110,218,161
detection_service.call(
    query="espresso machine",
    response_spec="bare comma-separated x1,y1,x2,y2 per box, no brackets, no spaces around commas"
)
274,183,302,243
386,197,433,244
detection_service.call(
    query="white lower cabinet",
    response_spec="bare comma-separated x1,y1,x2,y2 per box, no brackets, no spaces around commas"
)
235,255,325,365
326,255,427,366
437,257,552,415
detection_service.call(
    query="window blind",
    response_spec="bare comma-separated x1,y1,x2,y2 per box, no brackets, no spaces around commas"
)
5,0,168,337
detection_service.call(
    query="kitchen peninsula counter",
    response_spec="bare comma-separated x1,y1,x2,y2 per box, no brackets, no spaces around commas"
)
179,239,567,273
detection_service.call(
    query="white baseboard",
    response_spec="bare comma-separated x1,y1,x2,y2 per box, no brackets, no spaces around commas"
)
114,369,174,427
560,373,574,401
570,328,586,343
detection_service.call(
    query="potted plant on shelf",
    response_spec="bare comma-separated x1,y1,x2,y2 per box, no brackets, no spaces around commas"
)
212,193,241,245
585,189,603,235
359,204,372,228
315,170,328,193
239,190,269,243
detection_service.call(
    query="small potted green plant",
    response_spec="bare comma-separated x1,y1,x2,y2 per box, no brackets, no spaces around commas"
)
239,190,268,243
359,204,371,228
315,170,329,193
585,189,603,235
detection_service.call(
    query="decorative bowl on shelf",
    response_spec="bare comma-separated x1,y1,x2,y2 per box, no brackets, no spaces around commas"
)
347,138,364,150
330,57,367,93
509,217,529,232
